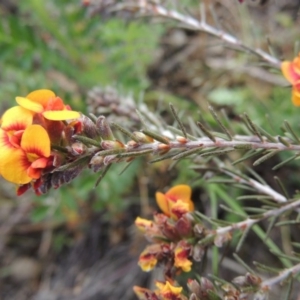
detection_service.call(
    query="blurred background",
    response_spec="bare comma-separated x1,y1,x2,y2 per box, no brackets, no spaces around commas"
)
0,0,300,299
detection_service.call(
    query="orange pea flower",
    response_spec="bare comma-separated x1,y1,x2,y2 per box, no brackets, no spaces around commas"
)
138,244,160,272
15,89,80,120
174,241,192,272
0,124,51,184
156,185,194,220
281,54,300,106
155,281,184,300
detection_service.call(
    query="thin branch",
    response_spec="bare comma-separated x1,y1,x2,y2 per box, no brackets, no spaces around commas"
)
113,1,281,68
219,168,287,203
260,262,300,291
215,198,300,237
128,136,300,152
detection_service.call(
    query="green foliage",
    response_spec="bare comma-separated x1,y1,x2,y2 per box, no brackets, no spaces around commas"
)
0,0,162,106
0,0,162,223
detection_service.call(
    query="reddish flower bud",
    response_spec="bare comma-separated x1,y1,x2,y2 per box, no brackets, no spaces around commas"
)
70,142,87,156
161,220,180,241
175,215,192,237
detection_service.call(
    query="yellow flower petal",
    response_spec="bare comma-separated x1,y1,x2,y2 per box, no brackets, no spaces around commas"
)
135,217,153,232
0,129,11,150
26,89,56,107
156,191,170,216
292,88,300,106
42,110,80,121
0,147,31,184
166,185,192,203
138,244,161,272
1,106,34,131
170,199,190,220
174,243,192,272
281,61,295,84
16,97,44,113
21,125,51,158
156,281,183,296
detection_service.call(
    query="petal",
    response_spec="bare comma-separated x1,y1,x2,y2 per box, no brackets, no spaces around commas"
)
1,106,34,131
166,184,192,203
45,96,65,111
135,217,154,232
42,110,80,120
174,243,192,272
21,125,51,157
281,61,300,84
16,97,44,113
26,89,56,107
31,157,48,168
292,88,300,106
27,165,42,179
156,281,183,298
0,148,31,184
156,191,170,216
170,199,190,220
17,184,31,196
0,129,15,150
138,252,158,272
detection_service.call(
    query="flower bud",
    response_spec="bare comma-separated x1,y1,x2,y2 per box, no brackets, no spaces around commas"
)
96,116,115,140
245,272,262,286
187,279,202,296
199,277,214,291
132,132,154,143
175,215,192,237
192,244,205,262
161,220,179,240
101,140,125,150
81,115,99,139
177,136,188,143
70,142,87,155
103,154,118,165
193,224,206,238
89,155,104,172
157,143,171,154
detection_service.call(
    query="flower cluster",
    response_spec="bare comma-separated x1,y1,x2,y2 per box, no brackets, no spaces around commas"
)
281,53,300,106
135,185,195,274
134,185,198,299
0,89,80,194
